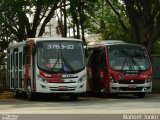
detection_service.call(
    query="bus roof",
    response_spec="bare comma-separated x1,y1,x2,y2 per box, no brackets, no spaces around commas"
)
26,37,82,42
87,40,125,46
8,37,82,48
87,40,145,49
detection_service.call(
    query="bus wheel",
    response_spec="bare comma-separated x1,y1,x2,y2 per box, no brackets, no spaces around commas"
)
69,94,78,101
100,84,107,98
26,85,34,100
136,93,145,98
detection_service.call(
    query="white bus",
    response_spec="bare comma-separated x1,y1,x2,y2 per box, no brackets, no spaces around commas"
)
7,37,87,100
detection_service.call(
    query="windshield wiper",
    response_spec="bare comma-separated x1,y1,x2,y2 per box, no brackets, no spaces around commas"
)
60,46,74,72
121,57,128,70
52,53,60,68
62,54,74,72
120,49,130,71
130,58,142,71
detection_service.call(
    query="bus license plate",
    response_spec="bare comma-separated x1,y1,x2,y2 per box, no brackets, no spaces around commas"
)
128,85,137,89
59,86,67,90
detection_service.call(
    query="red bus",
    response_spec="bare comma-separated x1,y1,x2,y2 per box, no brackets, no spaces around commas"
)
87,40,152,98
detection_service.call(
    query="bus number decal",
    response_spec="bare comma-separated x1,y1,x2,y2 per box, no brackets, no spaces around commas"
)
46,44,74,50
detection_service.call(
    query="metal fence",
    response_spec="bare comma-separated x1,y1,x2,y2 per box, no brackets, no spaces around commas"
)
152,55,160,91
0,64,7,90
152,55,160,79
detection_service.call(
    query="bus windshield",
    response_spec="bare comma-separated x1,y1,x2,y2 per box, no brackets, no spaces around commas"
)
108,45,150,71
37,41,85,73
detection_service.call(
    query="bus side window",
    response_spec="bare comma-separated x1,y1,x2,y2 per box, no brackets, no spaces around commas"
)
99,48,106,70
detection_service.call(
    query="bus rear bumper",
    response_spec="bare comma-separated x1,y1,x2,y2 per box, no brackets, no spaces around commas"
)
109,82,152,93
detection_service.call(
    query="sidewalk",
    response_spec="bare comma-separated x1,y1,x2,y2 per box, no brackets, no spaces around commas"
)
0,91,14,99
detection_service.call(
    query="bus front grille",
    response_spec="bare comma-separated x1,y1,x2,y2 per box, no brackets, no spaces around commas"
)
118,80,145,84
49,87,76,91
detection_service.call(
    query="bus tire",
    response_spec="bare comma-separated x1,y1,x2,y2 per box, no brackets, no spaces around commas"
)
136,93,145,98
69,94,78,101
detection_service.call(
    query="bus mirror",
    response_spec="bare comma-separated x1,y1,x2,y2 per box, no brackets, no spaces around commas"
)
32,44,36,55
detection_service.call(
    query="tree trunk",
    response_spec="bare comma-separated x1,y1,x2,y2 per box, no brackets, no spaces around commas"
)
76,22,80,39
38,0,59,36
72,24,76,38
79,0,86,44
63,0,67,37
123,0,160,53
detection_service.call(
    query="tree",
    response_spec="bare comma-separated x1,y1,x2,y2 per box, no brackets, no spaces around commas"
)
0,0,60,42
68,0,81,39
56,0,67,37
0,37,9,65
106,0,160,53
0,15,10,65
152,39,160,54
85,0,130,41
68,0,96,44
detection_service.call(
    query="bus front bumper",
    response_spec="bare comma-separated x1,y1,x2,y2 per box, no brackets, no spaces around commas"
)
110,82,152,93
36,80,87,94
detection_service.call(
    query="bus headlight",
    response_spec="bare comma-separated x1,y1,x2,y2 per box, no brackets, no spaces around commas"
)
109,74,117,83
145,75,152,83
77,75,86,83
41,77,48,83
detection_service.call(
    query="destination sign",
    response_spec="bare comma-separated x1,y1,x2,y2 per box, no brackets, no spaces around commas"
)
45,43,74,50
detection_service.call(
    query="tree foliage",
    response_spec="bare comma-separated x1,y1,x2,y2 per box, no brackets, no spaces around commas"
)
124,0,160,53
0,0,160,54
84,0,131,42
67,0,96,44
0,12,10,64
0,0,60,64
0,0,60,42
106,0,160,53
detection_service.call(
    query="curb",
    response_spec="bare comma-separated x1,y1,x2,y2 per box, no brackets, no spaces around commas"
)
0,91,14,99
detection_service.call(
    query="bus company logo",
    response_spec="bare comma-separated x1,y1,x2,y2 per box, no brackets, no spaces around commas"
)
131,80,134,83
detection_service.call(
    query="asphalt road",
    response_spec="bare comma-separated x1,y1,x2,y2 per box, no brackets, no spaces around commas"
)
0,93,160,114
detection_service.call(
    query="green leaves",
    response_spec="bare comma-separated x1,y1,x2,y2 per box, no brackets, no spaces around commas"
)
0,0,60,41
85,0,130,41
